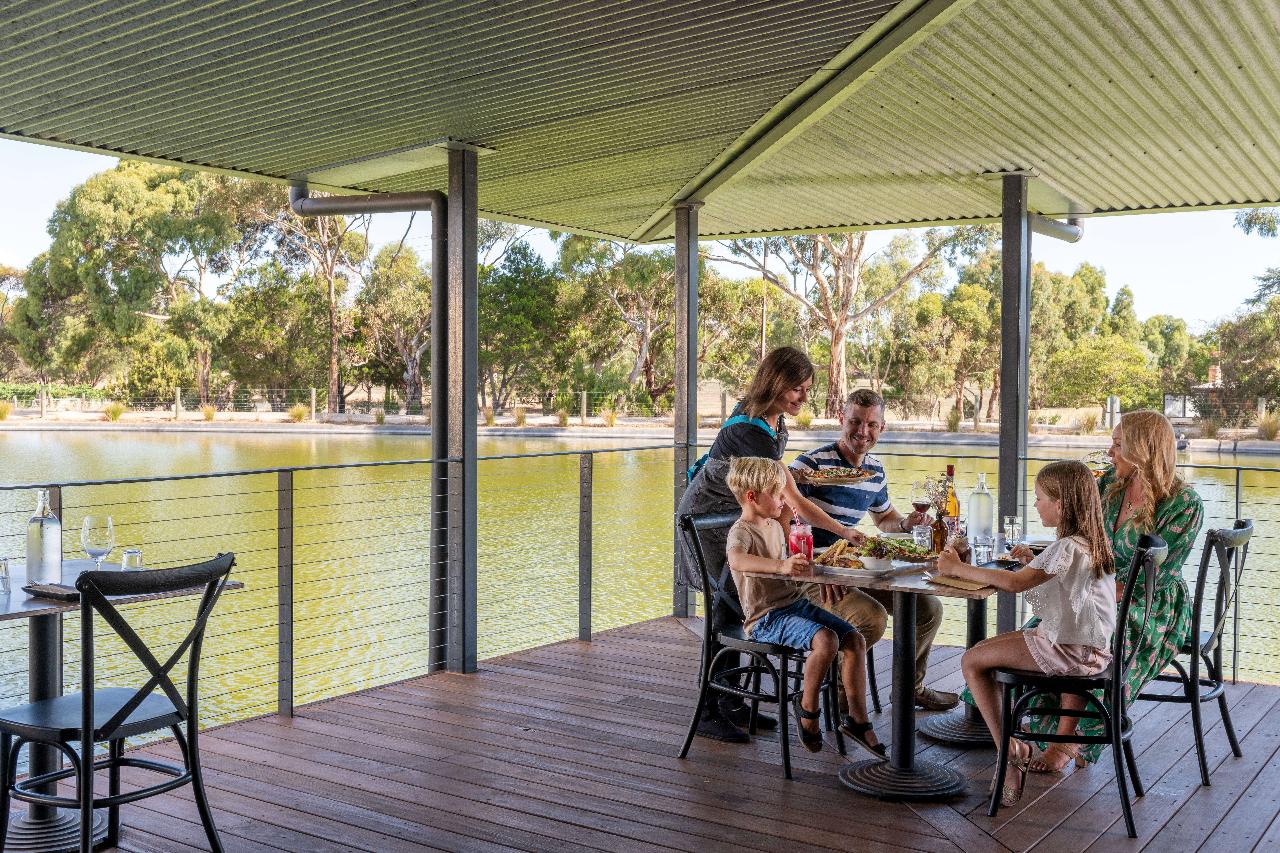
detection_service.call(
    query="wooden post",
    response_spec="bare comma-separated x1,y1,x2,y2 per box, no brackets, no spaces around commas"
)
310,388,317,422
174,388,182,420
580,390,588,425
38,385,45,419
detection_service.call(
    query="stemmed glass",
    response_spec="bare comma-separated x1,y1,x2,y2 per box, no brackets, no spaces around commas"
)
910,481,931,517
1003,515,1021,551
81,516,115,571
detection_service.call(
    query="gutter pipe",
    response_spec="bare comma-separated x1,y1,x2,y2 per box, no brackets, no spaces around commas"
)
1030,214,1083,243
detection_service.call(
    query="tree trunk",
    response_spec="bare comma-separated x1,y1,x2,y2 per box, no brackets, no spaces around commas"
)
825,323,848,417
196,348,211,406
327,275,340,413
986,373,1000,421
404,353,423,413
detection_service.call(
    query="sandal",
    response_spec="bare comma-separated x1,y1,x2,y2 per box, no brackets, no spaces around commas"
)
995,741,1030,807
790,694,824,753
839,715,888,761
1029,743,1081,773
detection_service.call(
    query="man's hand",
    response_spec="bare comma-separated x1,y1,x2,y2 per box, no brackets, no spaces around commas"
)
780,554,813,577
820,584,846,606
901,509,930,531
841,527,867,547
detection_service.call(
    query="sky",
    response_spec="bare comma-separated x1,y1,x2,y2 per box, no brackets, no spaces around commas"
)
2,137,1276,332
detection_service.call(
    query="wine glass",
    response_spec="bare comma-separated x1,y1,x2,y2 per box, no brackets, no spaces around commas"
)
910,481,931,517
81,516,115,571
1003,515,1021,551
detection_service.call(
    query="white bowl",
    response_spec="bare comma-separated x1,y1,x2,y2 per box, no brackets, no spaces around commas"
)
880,532,912,541
860,556,893,571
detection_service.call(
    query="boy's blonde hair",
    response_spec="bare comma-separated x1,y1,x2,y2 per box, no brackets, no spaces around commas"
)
727,456,786,502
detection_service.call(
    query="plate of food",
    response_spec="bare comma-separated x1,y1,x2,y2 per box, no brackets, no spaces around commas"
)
860,536,935,563
813,540,864,570
1022,537,1054,553
794,466,878,486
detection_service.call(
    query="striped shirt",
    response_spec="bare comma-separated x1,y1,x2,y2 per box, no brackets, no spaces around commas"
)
790,444,891,548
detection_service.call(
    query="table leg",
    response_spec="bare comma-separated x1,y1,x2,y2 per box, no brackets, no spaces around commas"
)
839,592,966,800
919,597,995,747
5,613,107,852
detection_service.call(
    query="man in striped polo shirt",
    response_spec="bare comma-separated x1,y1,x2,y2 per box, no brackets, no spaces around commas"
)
790,388,959,711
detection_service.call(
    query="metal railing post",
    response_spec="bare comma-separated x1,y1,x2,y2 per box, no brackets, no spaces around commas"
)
277,470,294,717
1233,466,1242,683
580,391,588,425
578,453,593,640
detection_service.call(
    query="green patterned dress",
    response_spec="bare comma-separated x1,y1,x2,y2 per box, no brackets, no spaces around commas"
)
960,471,1205,763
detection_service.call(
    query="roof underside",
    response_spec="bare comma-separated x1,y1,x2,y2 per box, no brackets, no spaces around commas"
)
3,0,1278,242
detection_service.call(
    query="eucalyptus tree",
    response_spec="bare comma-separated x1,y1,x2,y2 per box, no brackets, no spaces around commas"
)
710,226,994,416
358,244,432,412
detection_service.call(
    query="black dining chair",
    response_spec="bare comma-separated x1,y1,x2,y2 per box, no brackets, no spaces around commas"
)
988,535,1167,838
1138,519,1252,786
677,513,845,779
0,553,234,853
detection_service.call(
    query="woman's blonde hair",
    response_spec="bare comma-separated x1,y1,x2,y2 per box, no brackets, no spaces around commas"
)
726,456,786,502
1103,410,1182,531
1037,460,1115,578
740,346,814,420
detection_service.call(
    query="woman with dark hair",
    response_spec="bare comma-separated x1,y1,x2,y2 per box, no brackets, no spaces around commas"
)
677,346,866,742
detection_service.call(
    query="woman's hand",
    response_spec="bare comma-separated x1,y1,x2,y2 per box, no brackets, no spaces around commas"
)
1009,544,1035,565
841,527,867,547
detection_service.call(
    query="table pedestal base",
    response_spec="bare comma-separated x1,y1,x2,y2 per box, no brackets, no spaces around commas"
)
5,809,108,852
838,759,966,800
919,707,994,747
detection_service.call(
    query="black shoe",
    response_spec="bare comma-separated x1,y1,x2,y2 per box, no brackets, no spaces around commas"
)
720,699,778,731
696,711,750,743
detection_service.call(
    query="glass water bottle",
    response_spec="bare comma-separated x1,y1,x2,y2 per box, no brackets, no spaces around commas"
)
968,472,994,544
26,489,62,584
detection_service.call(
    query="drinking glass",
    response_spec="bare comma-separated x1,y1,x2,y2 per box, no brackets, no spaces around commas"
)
910,481,931,517
972,538,993,566
81,516,115,571
1003,515,1021,550
121,548,143,571
0,558,9,594
912,524,933,550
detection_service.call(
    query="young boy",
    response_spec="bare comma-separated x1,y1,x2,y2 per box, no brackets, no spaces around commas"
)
724,456,885,758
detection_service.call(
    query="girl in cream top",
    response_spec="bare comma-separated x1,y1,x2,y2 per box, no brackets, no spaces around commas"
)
934,460,1116,808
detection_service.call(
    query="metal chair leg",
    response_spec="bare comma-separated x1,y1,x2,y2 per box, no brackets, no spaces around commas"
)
1188,679,1210,786
779,654,792,780
108,738,123,847
1109,708,1137,838
680,650,716,758
1218,690,1243,758
829,660,846,756
1122,737,1144,798
0,734,11,853
866,648,881,714
179,728,224,853
988,683,1013,818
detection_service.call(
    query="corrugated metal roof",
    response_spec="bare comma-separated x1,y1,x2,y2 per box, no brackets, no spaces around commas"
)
689,0,1280,239
0,0,898,239
2,0,1278,240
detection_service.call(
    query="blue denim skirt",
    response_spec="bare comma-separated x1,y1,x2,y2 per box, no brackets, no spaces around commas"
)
750,598,858,650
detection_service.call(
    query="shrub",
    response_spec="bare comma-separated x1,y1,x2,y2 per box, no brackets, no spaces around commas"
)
483,406,495,426
103,402,126,422
0,401,10,421
374,409,385,425
514,406,527,426
556,408,569,427
1077,413,1098,435
600,408,617,427
199,404,216,422
287,403,309,423
1198,418,1220,439
794,407,814,430
945,408,962,432
1258,411,1280,440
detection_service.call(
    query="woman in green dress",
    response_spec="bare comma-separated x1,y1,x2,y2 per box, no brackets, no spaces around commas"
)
1026,409,1204,770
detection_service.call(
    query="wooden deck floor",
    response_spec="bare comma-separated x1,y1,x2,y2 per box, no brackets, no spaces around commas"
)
102,617,1280,852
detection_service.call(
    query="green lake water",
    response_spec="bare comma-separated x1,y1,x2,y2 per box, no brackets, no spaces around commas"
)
0,430,1276,730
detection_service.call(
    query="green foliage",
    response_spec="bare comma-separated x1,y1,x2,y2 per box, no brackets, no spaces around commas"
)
1078,413,1099,434
481,241,566,410
1215,298,1280,413
556,408,569,427
1045,335,1159,410
115,325,194,403
1100,285,1141,340
945,408,962,432
200,404,216,421
0,401,9,420
358,244,432,409
1258,411,1280,440
1198,418,1220,439
600,408,617,427
287,404,309,423
103,401,125,422
220,263,328,388
793,407,814,429
374,409,385,425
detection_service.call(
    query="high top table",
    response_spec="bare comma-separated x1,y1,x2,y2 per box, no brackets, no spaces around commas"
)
6,559,241,852
747,564,996,800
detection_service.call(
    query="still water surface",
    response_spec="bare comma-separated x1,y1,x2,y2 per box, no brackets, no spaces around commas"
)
0,430,1275,730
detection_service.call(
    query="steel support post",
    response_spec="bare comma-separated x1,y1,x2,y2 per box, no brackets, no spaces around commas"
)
672,203,701,618
429,193,450,673
578,453,593,640
277,470,293,717
446,148,479,673
998,174,1031,634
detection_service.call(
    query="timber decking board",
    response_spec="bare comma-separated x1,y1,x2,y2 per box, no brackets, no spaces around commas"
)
45,616,1280,852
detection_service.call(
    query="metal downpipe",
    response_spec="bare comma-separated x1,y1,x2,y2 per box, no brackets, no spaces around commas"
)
1030,214,1083,243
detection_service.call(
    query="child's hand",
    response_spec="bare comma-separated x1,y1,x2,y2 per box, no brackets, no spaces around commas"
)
781,554,812,577
935,546,966,577
1009,544,1035,565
